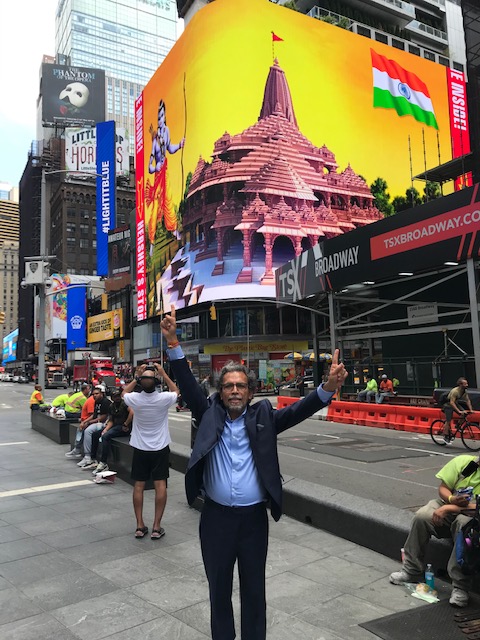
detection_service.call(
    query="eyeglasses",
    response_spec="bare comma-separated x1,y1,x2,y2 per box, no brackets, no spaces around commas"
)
221,382,248,391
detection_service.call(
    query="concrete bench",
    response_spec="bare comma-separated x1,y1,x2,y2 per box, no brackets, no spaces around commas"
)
31,411,79,444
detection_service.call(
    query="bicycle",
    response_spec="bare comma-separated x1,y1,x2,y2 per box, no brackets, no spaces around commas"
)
430,412,480,451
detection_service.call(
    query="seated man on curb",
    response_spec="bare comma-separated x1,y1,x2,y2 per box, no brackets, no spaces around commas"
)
76,387,112,469
389,453,480,608
357,374,377,403
90,391,133,475
64,384,90,419
65,384,93,459
51,391,74,410
376,374,394,404
30,385,45,410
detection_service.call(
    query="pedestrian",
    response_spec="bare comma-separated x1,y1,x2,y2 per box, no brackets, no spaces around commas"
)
357,374,377,403
91,391,133,475
75,387,111,468
29,385,44,411
200,375,210,398
389,453,480,608
160,304,348,640
122,363,179,539
376,374,394,404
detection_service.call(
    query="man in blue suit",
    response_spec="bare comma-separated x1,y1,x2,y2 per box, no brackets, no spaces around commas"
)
160,305,348,640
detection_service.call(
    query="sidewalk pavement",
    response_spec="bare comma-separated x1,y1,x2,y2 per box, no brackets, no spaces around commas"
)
0,418,435,640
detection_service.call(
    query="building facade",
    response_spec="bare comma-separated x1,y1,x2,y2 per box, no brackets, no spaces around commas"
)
0,189,19,349
0,242,19,347
178,0,466,71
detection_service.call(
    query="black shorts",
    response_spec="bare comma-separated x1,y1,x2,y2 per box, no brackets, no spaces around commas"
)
444,400,468,422
131,445,170,482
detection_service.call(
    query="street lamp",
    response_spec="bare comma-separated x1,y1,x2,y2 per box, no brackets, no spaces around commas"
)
22,169,104,389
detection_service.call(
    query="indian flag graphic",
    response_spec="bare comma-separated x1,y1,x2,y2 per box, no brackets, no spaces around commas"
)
371,49,438,129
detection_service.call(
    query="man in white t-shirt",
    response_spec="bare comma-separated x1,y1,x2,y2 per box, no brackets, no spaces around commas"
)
122,363,178,540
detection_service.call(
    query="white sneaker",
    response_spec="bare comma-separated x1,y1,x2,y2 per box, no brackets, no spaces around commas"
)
82,460,98,470
65,449,82,459
77,457,92,467
443,436,454,446
449,587,469,607
92,462,108,475
389,569,423,585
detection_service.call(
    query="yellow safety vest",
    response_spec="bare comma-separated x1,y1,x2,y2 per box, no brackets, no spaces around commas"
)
30,390,43,406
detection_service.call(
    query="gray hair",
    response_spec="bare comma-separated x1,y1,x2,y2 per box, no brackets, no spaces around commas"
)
217,361,257,393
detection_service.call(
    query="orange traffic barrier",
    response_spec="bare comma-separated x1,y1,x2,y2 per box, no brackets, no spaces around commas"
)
276,396,300,410
323,401,445,435
326,401,358,425
362,404,392,429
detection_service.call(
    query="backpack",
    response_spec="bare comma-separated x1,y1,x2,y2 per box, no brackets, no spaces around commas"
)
456,496,480,576
438,391,450,405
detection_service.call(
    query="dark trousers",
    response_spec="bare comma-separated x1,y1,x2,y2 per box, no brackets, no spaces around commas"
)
91,424,129,462
200,499,268,640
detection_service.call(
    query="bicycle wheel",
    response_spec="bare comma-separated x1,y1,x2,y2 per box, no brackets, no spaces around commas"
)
461,422,480,451
430,420,448,446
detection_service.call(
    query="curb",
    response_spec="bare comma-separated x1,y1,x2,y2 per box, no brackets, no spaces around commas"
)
169,441,452,569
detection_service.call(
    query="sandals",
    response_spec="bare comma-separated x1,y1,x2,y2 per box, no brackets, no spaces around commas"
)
150,527,165,540
134,526,148,538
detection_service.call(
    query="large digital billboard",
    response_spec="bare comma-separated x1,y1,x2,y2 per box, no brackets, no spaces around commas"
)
2,329,18,364
42,64,106,126
135,0,467,320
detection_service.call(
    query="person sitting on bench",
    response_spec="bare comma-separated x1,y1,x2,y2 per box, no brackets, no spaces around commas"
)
357,374,377,403
376,374,394,404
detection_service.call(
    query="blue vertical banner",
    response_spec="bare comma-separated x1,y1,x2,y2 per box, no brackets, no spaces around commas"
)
67,287,87,351
96,120,116,276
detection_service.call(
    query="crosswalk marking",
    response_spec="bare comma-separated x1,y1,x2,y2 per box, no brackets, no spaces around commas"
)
0,441,29,447
0,480,93,499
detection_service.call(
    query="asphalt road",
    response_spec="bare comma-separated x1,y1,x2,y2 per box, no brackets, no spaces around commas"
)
4,382,465,513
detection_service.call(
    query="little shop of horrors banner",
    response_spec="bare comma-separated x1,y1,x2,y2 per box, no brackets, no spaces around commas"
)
276,184,480,303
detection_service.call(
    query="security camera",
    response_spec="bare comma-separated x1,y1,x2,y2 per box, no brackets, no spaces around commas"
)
20,280,28,290
44,278,53,289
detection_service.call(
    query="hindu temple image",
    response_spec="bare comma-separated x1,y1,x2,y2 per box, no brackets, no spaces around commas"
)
161,59,382,307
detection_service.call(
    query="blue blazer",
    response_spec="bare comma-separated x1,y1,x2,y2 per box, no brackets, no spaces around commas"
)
170,357,330,521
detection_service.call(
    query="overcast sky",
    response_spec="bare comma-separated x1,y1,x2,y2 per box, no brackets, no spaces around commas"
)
0,0,58,188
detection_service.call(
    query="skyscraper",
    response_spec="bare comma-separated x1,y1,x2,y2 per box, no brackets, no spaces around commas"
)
55,0,178,85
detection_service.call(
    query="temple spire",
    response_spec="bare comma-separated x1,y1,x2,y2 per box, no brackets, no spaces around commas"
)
259,59,297,127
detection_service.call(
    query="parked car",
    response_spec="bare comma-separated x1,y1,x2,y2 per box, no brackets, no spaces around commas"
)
17,375,29,384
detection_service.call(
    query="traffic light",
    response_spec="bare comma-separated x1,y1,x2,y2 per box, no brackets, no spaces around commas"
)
0,311,5,324
209,304,217,321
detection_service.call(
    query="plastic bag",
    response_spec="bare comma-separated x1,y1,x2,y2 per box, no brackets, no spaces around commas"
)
93,471,117,484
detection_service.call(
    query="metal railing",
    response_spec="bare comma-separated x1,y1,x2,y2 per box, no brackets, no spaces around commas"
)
419,0,445,9
406,19,448,41
309,0,415,18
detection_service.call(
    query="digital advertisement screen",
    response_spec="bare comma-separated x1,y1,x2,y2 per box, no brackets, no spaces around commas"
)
2,329,18,364
135,0,466,320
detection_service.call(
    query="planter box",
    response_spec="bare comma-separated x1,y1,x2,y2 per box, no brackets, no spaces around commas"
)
31,411,79,444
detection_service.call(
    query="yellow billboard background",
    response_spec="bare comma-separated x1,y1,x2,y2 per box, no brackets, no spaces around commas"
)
140,0,455,317
143,0,452,206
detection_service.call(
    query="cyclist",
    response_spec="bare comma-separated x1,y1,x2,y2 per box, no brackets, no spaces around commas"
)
443,377,474,445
